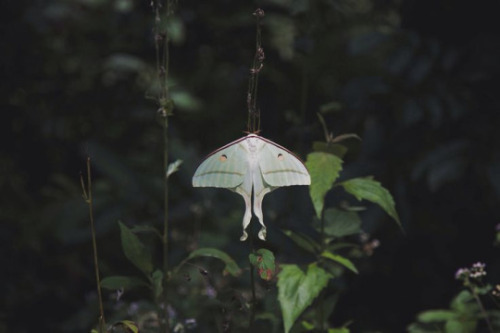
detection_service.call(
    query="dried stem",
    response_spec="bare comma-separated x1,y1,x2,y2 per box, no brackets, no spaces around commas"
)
246,8,265,134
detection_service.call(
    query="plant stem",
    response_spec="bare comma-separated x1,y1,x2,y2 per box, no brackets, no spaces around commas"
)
81,157,106,332
162,115,170,333
248,233,257,331
319,209,326,332
246,8,265,134
153,1,175,331
470,286,494,333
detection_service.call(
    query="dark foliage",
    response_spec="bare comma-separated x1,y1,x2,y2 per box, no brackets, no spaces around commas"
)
1,0,500,332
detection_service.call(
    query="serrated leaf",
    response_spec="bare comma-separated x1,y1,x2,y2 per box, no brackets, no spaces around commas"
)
100,276,148,290
322,208,362,238
321,251,358,274
341,177,401,227
166,159,183,178
186,248,241,277
305,152,343,218
278,263,333,333
417,310,457,323
119,221,153,275
283,230,321,254
249,249,276,281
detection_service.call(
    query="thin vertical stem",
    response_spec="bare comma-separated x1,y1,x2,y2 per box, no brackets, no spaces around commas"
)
81,157,106,332
319,209,326,332
162,5,171,333
162,115,170,333
246,9,265,134
248,233,257,331
470,286,494,333
152,1,176,332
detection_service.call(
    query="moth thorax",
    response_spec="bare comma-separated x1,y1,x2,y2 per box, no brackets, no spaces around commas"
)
246,137,260,152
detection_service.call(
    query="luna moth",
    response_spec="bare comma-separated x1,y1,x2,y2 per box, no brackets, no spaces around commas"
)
192,133,311,241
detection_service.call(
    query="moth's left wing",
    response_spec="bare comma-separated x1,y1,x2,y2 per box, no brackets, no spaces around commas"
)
258,138,311,187
192,138,248,188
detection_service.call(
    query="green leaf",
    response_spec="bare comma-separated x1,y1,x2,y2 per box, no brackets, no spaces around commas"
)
341,177,401,227
406,323,435,333
301,320,315,330
113,320,139,333
450,290,477,314
129,225,162,239
445,319,477,333
186,248,241,277
249,249,276,281
305,152,343,218
322,208,362,237
100,276,148,290
330,133,362,144
417,310,457,323
283,229,321,254
319,101,342,113
151,270,163,300
329,328,350,333
312,141,348,158
321,251,358,274
119,221,154,275
278,263,333,333
166,159,183,178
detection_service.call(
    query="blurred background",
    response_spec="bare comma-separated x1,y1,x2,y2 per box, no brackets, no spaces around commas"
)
2,0,500,332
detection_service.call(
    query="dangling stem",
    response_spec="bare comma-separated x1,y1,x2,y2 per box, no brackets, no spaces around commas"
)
246,8,265,134
80,157,106,332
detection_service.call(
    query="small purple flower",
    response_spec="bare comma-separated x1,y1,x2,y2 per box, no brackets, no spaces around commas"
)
455,268,469,280
185,318,197,329
470,262,486,278
472,262,486,269
128,302,140,316
205,286,217,299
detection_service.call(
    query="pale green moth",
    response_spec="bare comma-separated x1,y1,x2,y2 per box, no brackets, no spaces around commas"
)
192,133,311,241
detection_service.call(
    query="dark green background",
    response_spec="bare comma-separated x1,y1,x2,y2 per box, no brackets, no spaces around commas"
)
2,0,500,332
